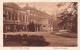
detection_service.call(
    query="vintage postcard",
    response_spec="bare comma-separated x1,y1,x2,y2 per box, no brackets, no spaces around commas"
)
0,0,80,50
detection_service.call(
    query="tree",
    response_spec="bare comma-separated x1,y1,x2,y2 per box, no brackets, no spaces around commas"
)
57,2,77,33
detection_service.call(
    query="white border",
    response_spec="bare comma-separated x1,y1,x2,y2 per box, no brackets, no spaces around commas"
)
0,0,80,50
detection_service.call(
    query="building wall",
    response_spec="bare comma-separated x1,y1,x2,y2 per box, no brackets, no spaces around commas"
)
3,3,28,32
3,6,18,32
25,8,52,31
3,3,52,32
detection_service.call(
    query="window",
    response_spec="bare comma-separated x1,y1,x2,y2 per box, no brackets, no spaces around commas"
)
26,17,27,22
26,12,28,15
5,11,8,20
11,12,12,20
19,14,22,21
3,11,6,20
21,16,23,21
22,16,23,21
8,12,11,20
27,10,30,15
22,14,24,21
12,13,14,20
15,14,17,20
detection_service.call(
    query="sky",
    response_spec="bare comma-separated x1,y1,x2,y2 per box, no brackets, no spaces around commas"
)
15,2,71,15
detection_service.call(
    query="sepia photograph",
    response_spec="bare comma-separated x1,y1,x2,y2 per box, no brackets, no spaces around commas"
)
3,2,77,47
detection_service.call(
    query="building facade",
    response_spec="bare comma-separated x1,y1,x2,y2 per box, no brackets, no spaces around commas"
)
3,3,28,32
3,3,53,32
22,4,52,31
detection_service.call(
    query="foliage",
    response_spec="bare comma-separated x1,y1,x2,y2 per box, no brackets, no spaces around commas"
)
57,2,77,33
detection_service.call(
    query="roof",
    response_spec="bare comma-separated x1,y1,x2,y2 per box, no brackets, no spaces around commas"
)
22,4,51,17
3,2,21,10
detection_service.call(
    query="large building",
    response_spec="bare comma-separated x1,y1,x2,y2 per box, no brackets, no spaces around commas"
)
3,3,27,32
3,3,53,32
22,4,53,31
